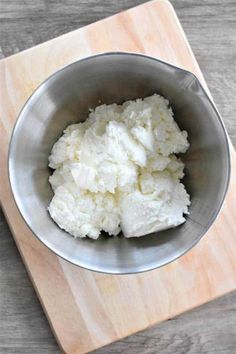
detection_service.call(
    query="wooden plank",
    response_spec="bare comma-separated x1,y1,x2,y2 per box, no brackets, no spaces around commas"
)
0,1,235,353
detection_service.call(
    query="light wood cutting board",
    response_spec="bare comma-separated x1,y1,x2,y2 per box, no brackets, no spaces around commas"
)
0,1,236,353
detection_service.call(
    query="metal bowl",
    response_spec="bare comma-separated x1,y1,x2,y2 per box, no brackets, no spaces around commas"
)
8,52,230,274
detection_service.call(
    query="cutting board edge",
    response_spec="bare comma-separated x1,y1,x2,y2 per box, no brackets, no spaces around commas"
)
0,0,171,65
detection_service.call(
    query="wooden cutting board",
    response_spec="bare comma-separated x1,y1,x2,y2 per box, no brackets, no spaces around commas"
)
0,1,236,353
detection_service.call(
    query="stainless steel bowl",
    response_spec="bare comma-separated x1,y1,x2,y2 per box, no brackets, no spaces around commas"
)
8,52,230,274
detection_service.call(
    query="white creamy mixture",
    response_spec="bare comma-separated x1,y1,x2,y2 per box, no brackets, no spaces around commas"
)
48,94,190,239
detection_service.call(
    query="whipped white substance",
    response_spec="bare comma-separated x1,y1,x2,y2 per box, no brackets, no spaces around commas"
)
48,94,190,239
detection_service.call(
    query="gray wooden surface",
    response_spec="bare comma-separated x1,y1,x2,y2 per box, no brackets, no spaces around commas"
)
0,0,236,353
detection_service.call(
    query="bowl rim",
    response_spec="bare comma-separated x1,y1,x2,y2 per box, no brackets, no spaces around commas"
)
8,51,231,274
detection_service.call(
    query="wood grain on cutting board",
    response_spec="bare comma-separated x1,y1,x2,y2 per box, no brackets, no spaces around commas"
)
0,1,235,353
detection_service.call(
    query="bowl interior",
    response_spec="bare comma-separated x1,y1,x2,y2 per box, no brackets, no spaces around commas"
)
9,53,230,273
